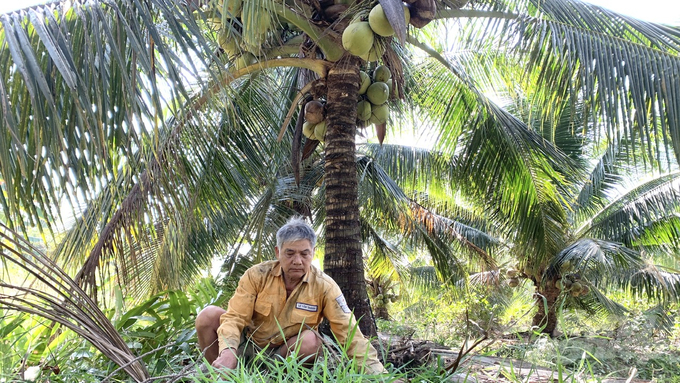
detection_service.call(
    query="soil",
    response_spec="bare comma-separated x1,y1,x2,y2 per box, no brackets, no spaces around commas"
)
379,336,652,383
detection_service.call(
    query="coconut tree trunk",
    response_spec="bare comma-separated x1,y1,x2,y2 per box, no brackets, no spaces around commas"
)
374,306,389,321
532,278,561,335
323,56,377,337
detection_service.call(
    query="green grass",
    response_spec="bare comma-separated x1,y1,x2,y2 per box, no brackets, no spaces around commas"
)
3,282,680,382
187,350,407,383
380,287,680,383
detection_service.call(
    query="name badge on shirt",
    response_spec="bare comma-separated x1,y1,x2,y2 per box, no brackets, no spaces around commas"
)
296,302,318,312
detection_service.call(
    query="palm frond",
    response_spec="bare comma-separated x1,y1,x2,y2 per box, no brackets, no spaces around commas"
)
362,219,404,281
0,222,149,382
406,44,580,262
406,265,441,292
360,143,457,203
0,0,218,237
569,283,627,318
578,172,680,245
554,238,644,275
628,263,680,302
555,238,680,304
517,0,680,164
357,153,500,269
57,62,300,297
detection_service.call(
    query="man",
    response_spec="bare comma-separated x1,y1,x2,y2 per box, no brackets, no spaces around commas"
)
195,216,388,374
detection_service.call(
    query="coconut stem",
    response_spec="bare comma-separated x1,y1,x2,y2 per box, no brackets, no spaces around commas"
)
269,1,345,61
231,57,331,78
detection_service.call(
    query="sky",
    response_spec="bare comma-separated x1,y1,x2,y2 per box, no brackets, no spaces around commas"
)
586,0,680,24
0,0,679,24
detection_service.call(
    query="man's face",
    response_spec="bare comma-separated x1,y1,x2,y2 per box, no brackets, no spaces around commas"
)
275,239,314,283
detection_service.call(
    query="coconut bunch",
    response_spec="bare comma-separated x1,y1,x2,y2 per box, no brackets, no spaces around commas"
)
342,3,410,62
302,65,394,142
505,267,521,287
555,275,590,297
302,100,328,142
211,0,276,69
367,277,399,306
505,263,539,287
356,65,393,127
374,292,399,306
341,0,441,61
555,262,590,297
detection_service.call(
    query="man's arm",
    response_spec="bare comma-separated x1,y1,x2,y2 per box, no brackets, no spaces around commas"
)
214,269,259,365
322,281,387,374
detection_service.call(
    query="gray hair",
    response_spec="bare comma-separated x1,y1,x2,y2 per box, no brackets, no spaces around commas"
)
276,216,316,249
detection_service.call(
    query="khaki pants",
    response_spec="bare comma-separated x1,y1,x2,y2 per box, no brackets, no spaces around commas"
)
237,332,284,364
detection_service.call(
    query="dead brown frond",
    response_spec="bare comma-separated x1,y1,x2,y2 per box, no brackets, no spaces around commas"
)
0,222,150,382
409,202,496,268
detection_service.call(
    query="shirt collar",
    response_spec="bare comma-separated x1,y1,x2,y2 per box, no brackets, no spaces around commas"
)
272,261,282,276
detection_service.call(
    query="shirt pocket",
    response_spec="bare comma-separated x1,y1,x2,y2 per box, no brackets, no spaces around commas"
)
290,306,320,326
253,299,272,319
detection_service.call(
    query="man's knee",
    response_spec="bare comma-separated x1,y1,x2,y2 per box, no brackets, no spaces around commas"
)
195,305,225,332
297,330,322,356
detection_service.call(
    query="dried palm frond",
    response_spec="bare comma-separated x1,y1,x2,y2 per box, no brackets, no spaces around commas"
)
0,222,149,382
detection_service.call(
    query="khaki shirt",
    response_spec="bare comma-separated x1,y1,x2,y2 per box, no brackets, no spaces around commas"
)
217,260,386,374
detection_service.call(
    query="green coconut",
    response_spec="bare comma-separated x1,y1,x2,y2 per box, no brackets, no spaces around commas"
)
219,32,241,57
385,78,393,95
556,279,564,290
508,278,519,287
371,103,389,123
357,100,372,121
302,121,316,138
359,42,385,62
314,120,327,142
373,65,392,82
342,22,375,57
366,82,389,105
359,71,371,94
506,268,518,278
241,8,270,53
368,4,394,37
561,261,573,273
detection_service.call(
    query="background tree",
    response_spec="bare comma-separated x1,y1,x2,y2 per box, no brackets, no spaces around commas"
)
448,59,680,333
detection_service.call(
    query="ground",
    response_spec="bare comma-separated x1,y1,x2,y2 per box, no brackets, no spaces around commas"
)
379,331,678,383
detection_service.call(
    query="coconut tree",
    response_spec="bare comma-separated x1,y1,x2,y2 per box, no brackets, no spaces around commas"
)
440,49,680,334
2,0,680,344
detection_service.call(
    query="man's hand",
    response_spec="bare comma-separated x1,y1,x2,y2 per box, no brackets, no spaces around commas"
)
211,347,238,370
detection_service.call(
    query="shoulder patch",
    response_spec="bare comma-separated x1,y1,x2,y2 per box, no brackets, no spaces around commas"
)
335,295,351,314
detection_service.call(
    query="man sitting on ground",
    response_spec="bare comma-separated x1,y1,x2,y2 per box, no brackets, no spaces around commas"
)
195,216,389,375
